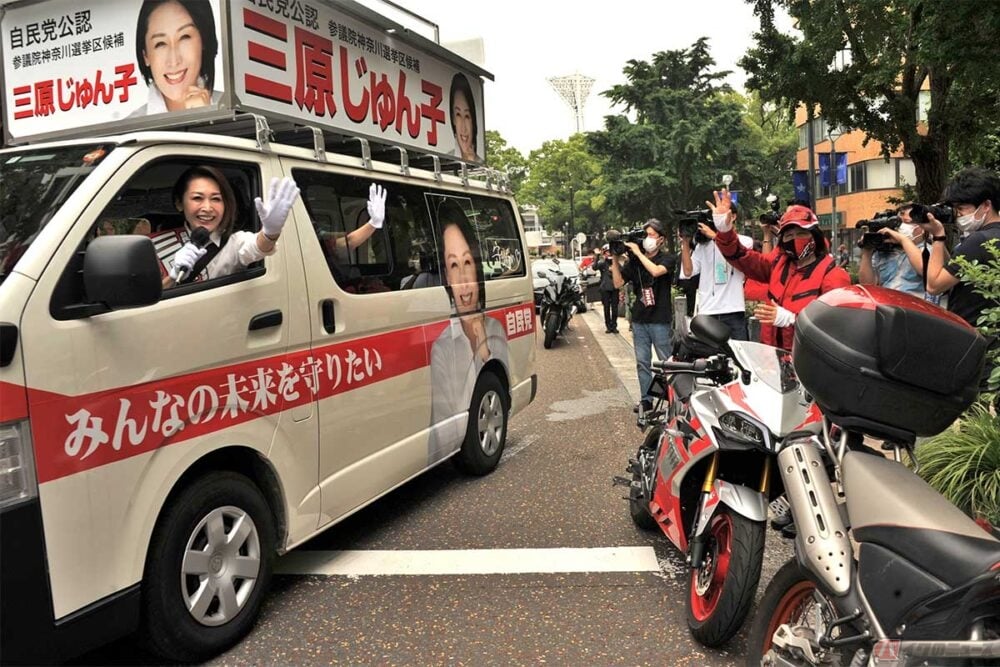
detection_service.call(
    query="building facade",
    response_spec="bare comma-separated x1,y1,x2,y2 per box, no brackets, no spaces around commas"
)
795,107,917,253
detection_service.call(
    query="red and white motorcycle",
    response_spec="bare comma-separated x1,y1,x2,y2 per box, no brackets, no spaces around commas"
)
617,315,823,646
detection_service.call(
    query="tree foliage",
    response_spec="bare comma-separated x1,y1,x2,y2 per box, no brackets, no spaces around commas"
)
741,0,1000,203
484,130,528,196
587,38,778,247
518,134,605,237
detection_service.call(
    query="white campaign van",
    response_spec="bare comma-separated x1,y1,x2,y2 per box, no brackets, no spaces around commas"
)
0,0,536,661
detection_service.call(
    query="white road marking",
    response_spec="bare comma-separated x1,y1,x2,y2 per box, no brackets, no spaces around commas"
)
500,433,539,461
275,546,660,577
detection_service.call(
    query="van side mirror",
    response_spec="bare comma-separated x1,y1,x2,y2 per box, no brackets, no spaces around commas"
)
83,236,162,311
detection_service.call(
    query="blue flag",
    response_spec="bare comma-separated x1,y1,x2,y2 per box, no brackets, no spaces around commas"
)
819,153,847,187
818,153,830,188
793,170,811,202
835,152,847,185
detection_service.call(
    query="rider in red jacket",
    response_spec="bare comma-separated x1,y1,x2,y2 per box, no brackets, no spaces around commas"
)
709,194,851,349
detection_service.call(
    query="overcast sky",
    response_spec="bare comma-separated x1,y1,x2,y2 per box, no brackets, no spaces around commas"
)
358,0,792,155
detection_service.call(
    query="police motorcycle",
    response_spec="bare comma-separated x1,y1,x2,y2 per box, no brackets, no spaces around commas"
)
746,286,1000,667
615,314,825,646
536,261,582,349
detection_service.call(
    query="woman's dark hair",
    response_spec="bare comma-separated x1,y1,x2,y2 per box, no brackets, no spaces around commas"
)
172,165,237,237
435,198,485,311
449,73,478,152
136,0,218,91
942,166,1000,210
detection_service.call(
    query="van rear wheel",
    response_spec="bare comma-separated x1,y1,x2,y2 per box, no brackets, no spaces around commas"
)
454,372,508,476
141,471,274,662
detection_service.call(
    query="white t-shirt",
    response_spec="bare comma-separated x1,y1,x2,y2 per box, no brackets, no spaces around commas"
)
679,234,753,315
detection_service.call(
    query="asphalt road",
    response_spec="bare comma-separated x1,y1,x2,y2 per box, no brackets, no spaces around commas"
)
76,303,791,666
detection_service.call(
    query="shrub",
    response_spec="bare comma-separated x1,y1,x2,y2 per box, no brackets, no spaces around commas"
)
916,405,1000,526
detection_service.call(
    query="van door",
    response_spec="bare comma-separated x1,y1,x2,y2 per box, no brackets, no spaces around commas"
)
17,148,317,620
288,164,452,525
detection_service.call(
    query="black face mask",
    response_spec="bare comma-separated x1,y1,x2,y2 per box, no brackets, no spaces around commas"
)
780,235,815,261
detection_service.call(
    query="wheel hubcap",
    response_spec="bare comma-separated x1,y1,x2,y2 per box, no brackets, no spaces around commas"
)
181,505,262,627
477,389,504,456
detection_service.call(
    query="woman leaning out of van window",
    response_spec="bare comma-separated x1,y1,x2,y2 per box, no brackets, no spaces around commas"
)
162,166,300,287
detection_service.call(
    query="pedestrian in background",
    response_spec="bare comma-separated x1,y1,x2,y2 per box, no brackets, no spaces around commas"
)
610,218,677,413
592,245,620,333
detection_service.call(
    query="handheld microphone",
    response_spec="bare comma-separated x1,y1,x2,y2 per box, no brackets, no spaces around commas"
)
174,226,212,283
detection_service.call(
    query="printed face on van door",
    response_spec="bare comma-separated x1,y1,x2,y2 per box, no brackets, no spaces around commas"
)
177,176,224,233
443,223,479,314
143,0,204,110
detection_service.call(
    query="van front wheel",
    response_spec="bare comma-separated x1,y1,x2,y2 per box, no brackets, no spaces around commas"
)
142,471,275,662
454,372,508,476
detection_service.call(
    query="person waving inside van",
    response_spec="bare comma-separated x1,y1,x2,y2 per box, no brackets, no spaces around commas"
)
162,166,300,287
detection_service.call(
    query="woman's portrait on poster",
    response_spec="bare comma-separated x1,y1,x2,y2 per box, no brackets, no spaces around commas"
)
427,198,508,463
449,73,481,163
132,0,222,116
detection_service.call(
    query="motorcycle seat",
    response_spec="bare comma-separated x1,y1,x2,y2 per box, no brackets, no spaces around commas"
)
844,452,1000,588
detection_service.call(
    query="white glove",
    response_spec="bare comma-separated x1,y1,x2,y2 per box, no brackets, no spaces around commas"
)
169,241,207,282
255,176,300,239
772,304,796,328
713,212,733,233
367,183,387,229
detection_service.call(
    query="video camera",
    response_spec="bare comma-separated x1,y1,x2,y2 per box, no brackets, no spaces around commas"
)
675,209,713,244
854,210,901,251
909,202,955,226
606,227,646,256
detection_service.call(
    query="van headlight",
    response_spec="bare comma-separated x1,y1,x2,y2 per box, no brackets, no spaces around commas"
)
0,421,38,510
718,412,769,450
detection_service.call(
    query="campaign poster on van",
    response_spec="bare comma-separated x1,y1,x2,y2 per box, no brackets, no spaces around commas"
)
1,0,226,142
231,0,486,164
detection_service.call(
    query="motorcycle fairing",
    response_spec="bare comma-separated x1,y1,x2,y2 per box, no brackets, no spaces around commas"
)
650,418,714,552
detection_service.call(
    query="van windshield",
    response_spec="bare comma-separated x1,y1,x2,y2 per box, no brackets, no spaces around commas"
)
0,144,113,284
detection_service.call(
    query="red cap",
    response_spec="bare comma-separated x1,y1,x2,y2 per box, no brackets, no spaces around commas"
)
778,204,819,232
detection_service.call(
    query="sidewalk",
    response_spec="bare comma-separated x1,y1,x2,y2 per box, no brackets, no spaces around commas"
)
575,301,641,405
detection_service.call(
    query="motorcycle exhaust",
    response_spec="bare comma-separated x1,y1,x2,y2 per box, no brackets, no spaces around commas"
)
776,444,853,596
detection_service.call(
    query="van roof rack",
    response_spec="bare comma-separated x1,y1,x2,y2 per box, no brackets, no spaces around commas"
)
174,111,510,193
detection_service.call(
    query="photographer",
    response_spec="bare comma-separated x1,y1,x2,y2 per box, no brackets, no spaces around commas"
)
857,204,933,301
678,204,752,340
711,191,850,350
920,167,1000,327
610,219,677,412
592,245,621,334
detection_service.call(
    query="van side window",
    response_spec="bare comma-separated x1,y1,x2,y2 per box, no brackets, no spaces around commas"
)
294,171,440,293
293,170,524,296
50,160,262,319
469,195,525,281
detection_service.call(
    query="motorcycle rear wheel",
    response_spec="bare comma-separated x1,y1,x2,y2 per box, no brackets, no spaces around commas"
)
543,311,559,349
745,558,852,667
686,507,764,647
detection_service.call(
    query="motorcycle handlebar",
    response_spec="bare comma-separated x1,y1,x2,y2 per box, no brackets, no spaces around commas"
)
651,358,709,373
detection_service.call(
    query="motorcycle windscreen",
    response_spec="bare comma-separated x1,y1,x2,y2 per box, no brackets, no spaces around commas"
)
728,341,813,436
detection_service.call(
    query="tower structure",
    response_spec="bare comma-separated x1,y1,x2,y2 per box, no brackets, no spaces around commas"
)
547,73,595,134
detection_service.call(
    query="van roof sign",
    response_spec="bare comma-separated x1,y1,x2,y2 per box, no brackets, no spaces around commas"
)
0,0,490,163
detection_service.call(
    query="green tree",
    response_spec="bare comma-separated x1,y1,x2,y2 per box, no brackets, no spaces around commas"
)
741,0,1000,204
484,130,528,196
587,38,765,249
519,134,605,240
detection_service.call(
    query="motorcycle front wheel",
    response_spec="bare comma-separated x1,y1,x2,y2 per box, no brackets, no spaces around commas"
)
543,310,559,349
745,558,855,667
686,507,764,647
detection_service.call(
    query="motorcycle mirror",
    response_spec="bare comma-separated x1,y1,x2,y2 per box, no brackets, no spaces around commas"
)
536,271,548,278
